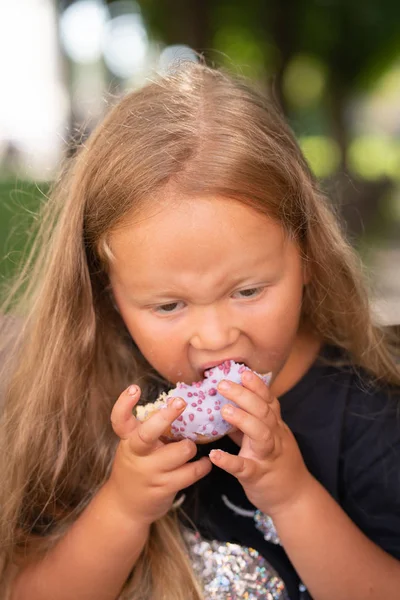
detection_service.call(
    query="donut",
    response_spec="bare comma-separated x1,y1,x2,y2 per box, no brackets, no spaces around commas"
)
135,360,271,444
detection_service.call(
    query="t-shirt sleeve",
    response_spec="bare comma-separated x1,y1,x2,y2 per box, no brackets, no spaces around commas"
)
339,380,400,560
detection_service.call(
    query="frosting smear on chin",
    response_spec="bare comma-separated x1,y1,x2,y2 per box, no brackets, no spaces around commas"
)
136,360,272,444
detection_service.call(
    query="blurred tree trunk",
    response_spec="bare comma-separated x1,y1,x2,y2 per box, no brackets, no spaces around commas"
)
329,77,349,175
147,0,213,54
260,0,298,113
164,0,212,51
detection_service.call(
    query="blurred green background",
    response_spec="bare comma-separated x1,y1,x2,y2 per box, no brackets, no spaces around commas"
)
1,0,400,322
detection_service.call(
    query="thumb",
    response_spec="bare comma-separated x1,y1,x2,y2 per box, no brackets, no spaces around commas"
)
110,385,141,439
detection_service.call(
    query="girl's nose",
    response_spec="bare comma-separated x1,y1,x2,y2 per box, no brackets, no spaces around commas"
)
189,306,240,351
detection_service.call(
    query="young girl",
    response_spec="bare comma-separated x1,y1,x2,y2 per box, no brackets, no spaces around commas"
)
0,62,399,600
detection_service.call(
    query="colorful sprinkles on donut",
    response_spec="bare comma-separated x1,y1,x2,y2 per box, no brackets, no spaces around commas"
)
135,360,272,444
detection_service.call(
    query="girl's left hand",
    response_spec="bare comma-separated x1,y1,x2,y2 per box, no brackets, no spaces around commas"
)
209,370,315,518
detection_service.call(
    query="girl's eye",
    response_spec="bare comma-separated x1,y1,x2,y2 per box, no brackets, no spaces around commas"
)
154,301,185,314
233,287,263,299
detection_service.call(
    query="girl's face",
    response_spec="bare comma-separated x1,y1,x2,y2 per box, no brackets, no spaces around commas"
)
109,195,309,387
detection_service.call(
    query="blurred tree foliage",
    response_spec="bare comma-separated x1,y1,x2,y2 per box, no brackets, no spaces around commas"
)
2,0,399,293
139,0,400,169
138,0,400,238
0,180,48,287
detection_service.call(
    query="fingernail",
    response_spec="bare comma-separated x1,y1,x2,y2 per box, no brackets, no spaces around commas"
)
218,380,231,391
209,449,223,460
242,370,253,381
128,385,139,396
222,404,233,416
173,398,186,409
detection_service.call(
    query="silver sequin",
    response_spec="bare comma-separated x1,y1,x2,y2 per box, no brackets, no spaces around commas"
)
253,510,281,545
183,529,289,600
221,494,281,546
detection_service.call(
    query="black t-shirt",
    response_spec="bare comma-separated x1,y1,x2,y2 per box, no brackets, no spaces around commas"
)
180,345,400,599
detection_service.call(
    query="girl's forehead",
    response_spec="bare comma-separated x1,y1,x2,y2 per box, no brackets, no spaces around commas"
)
108,195,297,288
111,194,285,253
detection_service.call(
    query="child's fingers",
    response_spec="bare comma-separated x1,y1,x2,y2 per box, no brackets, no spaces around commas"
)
129,398,187,456
219,380,279,432
154,438,198,471
167,456,212,490
209,449,257,481
111,385,142,440
241,370,282,419
221,404,278,457
217,379,273,423
241,370,272,402
228,428,243,446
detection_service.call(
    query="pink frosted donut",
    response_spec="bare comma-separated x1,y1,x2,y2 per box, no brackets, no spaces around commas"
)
135,360,271,444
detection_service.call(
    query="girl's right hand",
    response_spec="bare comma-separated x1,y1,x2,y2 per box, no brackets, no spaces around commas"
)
106,384,212,526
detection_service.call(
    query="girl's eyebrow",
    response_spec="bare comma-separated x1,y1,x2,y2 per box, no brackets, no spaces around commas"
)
129,269,280,303
118,248,286,302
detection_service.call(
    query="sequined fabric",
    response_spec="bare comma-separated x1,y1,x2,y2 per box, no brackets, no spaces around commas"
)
220,493,281,546
253,510,281,545
183,529,289,600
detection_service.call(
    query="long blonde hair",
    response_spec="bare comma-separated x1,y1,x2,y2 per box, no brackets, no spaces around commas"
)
0,62,399,599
